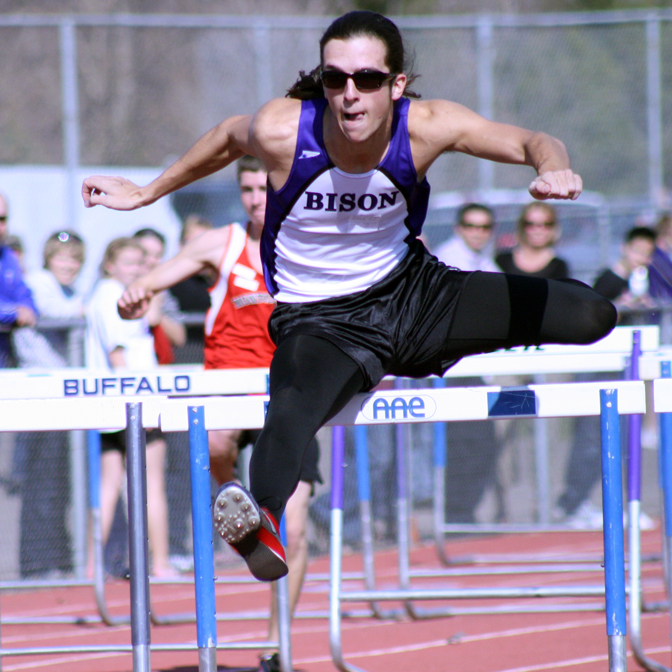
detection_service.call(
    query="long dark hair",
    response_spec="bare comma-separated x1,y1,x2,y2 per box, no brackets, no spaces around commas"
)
286,11,420,100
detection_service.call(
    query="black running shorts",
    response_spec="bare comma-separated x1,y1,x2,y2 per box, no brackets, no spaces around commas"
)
269,240,469,389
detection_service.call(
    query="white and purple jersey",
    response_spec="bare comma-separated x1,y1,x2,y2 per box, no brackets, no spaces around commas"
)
262,97,430,303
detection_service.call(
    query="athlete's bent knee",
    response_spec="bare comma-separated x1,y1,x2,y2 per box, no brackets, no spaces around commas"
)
576,293,617,344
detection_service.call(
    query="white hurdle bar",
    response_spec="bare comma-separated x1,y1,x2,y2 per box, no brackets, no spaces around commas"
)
0,396,291,672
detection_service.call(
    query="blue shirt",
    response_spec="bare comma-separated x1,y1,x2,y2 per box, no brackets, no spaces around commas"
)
0,245,37,366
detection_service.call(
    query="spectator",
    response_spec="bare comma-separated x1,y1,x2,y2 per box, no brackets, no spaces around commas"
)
592,226,656,311
0,192,37,367
5,235,25,270
85,237,175,577
433,204,502,523
646,213,672,303
132,228,186,363
434,203,501,273
496,202,569,279
168,215,213,365
169,217,214,313
11,230,86,577
553,226,657,529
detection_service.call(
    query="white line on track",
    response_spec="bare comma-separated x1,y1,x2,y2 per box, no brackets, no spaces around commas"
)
493,644,672,672
292,613,665,665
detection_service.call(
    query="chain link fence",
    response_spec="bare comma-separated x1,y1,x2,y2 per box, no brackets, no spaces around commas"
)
0,11,671,278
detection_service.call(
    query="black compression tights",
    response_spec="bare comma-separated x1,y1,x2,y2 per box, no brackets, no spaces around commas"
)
249,335,365,519
249,274,616,521
446,272,617,359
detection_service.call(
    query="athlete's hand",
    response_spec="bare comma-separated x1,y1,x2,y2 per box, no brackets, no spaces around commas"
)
118,283,154,320
82,175,146,210
528,169,582,201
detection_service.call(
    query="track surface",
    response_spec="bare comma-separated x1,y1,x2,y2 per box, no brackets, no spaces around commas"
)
1,529,669,672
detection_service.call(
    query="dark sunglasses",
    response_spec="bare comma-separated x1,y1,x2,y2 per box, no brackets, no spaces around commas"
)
522,219,555,229
0,215,7,222
320,69,396,91
459,222,493,231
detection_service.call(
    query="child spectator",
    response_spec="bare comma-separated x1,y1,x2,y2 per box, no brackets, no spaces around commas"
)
593,226,656,310
132,228,185,364
85,237,175,577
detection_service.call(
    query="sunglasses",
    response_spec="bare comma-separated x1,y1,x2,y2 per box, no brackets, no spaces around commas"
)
459,222,493,231
320,69,396,91
0,215,7,223
522,219,555,229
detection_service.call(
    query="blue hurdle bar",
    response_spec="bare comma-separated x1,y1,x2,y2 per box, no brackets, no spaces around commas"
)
600,389,627,672
188,406,217,672
187,405,293,672
276,518,292,672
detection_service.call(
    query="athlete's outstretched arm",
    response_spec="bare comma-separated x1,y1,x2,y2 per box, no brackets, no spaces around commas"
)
409,100,582,201
82,115,253,211
118,227,231,320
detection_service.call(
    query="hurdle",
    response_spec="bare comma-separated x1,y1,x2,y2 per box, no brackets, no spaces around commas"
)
436,325,661,537
0,365,369,630
641,366,672,672
322,380,640,672
346,327,664,624
0,366,266,626
0,394,293,672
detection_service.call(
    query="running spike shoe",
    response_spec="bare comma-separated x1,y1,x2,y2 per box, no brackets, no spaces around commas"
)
213,482,288,582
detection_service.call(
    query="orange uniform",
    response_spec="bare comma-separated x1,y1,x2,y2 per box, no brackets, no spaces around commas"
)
204,222,276,370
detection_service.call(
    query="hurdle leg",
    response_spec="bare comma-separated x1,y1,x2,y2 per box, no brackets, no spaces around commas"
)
188,406,217,672
659,363,672,652
329,426,367,672
625,338,671,672
276,518,292,672
354,425,398,619
390,379,424,620
600,389,627,672
126,402,151,672
432,414,452,565
533,374,552,524
89,429,130,627
70,429,88,579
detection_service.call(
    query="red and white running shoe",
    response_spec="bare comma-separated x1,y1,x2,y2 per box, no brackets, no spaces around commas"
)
213,482,288,582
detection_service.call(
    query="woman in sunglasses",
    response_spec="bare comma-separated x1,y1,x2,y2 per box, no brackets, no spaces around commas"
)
84,10,616,582
496,202,570,280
